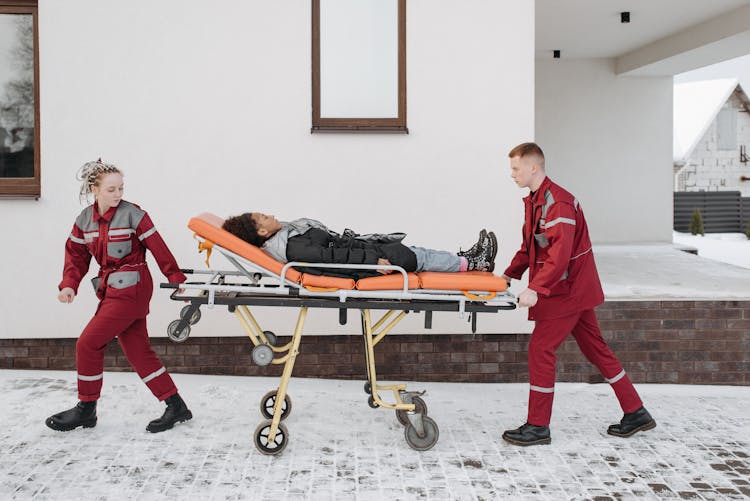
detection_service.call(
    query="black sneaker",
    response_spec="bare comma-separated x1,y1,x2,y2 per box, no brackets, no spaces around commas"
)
458,229,487,258
146,393,193,433
45,401,97,431
607,406,656,437
466,231,497,272
502,423,551,446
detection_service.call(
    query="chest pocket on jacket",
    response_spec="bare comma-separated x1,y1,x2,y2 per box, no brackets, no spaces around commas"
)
534,232,549,248
108,240,132,259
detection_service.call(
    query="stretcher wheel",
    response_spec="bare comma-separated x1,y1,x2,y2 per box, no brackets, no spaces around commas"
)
395,396,428,427
364,382,372,394
179,305,201,325
251,344,273,366
367,395,378,408
166,320,190,343
262,330,277,346
404,416,439,451
254,420,289,455
260,390,292,421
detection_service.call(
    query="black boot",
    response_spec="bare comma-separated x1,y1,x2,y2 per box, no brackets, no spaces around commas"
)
45,401,97,431
463,231,498,272
502,423,551,446
146,393,192,433
458,229,487,258
607,406,656,437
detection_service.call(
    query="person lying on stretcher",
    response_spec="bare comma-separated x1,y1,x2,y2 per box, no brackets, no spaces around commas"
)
222,213,497,280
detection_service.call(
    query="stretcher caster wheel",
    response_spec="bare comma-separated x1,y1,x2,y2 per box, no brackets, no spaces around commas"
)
396,396,428,427
254,420,289,455
252,344,273,366
179,305,201,325
166,320,190,343
262,330,277,345
260,390,292,421
367,395,379,408
364,381,372,394
404,416,439,451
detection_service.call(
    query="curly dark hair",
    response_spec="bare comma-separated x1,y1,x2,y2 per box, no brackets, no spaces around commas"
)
222,213,267,247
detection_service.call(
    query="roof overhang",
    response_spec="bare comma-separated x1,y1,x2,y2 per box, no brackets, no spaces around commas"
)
616,4,750,76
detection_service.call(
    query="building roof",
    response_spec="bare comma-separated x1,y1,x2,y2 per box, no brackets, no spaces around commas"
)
673,78,750,163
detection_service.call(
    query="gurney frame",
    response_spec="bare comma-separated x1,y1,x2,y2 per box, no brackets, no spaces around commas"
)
162,242,516,455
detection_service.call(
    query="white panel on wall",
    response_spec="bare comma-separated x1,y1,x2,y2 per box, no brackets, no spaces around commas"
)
536,59,673,244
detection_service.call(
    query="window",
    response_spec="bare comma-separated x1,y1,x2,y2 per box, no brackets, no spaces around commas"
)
0,0,39,198
311,0,407,132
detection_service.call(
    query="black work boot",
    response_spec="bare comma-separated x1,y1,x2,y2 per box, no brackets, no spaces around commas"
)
466,231,498,272
146,393,192,433
607,406,656,437
502,423,551,446
458,229,487,258
45,401,97,431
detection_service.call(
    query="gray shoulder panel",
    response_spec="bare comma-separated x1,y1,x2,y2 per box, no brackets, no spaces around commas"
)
75,206,96,232
111,201,146,229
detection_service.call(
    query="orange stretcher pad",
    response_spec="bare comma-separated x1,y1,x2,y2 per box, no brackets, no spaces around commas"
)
188,213,508,294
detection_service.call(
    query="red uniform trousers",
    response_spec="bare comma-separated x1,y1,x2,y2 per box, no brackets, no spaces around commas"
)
76,312,177,402
527,309,642,426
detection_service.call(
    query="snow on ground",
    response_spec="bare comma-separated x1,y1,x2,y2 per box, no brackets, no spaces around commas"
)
1,370,749,500
673,232,750,270
595,243,750,300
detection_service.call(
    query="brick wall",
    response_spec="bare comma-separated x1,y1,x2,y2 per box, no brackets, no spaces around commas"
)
2,301,749,385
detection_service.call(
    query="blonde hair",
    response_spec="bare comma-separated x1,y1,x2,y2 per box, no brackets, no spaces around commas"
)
77,159,122,203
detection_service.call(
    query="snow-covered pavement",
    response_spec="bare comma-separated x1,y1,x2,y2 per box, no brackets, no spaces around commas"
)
673,232,750,270
2,370,749,500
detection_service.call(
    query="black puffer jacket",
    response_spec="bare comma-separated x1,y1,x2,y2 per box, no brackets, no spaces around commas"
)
286,228,417,279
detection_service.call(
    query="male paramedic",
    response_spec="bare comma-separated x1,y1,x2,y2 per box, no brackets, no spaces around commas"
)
500,142,655,446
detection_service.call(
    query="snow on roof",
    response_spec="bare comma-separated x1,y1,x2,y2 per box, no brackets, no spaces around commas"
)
673,78,743,164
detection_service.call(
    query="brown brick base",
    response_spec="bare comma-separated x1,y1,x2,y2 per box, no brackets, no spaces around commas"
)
2,301,748,385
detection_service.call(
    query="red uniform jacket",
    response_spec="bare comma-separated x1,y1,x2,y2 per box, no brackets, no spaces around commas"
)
504,176,604,321
59,200,186,318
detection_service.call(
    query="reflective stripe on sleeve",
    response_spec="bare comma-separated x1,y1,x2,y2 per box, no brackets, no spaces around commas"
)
530,384,555,393
142,367,166,383
138,227,157,241
69,234,86,244
570,247,592,260
77,373,103,381
606,370,626,384
544,217,576,229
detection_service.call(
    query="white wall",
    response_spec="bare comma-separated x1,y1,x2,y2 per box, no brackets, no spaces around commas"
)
536,59,673,243
0,0,535,339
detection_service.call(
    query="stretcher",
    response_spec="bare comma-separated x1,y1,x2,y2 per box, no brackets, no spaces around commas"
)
161,213,516,455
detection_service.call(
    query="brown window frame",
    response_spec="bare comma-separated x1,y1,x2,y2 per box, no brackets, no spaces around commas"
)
0,0,40,199
311,0,407,133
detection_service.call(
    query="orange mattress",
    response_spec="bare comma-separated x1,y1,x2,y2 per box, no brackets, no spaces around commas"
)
188,213,508,292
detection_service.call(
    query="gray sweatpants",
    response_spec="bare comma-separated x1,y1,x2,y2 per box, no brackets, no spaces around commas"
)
410,246,460,272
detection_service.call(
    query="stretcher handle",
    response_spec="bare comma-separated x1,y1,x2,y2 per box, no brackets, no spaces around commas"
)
160,283,180,289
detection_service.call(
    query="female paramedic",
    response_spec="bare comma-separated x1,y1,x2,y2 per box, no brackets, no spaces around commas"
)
46,159,192,433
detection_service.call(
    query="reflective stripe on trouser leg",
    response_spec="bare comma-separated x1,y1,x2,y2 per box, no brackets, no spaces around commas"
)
527,312,583,426
117,318,177,401
570,309,642,413
76,314,142,401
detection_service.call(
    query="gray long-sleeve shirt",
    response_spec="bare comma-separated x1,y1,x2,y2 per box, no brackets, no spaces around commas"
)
261,218,330,262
